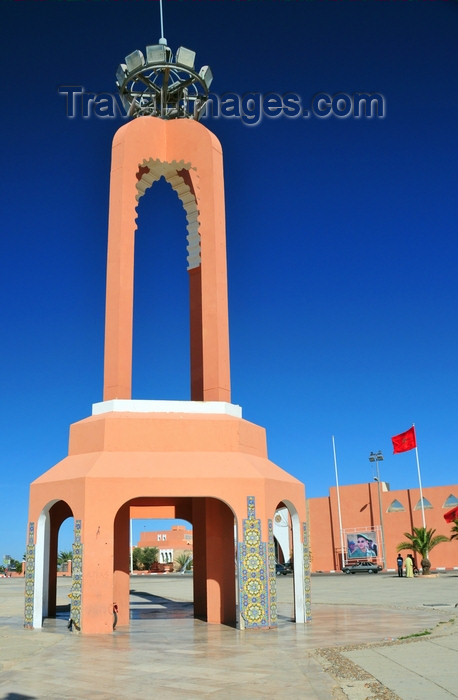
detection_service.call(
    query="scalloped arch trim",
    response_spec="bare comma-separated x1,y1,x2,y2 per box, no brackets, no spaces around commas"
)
135,158,201,270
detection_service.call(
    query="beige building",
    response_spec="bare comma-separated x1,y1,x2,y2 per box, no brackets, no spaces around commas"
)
138,525,193,566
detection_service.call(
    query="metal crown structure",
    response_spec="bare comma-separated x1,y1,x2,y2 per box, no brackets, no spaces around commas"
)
116,43,213,120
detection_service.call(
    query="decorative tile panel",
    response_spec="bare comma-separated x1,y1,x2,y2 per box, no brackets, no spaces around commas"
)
267,518,277,624
24,522,35,628
238,497,271,628
69,519,83,630
303,521,312,621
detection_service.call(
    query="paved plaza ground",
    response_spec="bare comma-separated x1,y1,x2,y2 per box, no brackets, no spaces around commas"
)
1,572,458,699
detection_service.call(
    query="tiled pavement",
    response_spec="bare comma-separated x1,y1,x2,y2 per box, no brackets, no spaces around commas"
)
1,573,458,699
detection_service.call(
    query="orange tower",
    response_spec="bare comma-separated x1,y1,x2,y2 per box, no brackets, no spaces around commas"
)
24,40,309,634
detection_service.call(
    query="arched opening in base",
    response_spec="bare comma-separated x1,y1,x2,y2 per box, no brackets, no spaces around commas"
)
113,496,238,630
31,500,74,628
273,500,308,624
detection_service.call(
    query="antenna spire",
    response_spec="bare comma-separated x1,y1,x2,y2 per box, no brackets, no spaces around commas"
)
159,0,167,46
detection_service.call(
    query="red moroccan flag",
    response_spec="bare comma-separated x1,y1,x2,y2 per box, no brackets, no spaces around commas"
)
444,506,458,523
391,426,416,454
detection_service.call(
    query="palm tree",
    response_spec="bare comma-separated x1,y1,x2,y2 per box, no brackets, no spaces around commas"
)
397,527,449,575
449,520,458,541
175,552,193,573
57,550,73,566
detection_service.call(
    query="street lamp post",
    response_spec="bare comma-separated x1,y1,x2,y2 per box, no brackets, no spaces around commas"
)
369,451,386,570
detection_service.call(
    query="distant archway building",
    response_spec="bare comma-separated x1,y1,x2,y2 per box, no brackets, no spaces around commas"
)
137,524,193,569
24,45,309,633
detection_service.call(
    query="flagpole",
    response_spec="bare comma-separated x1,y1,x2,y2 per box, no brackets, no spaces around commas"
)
332,436,346,569
413,424,426,529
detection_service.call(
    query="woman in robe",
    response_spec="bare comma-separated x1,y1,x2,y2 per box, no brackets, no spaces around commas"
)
405,554,414,578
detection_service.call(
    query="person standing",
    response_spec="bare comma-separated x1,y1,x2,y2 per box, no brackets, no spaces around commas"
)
405,553,414,578
396,553,404,577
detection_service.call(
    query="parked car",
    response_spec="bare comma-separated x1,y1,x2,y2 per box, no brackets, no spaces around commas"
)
342,561,382,574
276,563,291,576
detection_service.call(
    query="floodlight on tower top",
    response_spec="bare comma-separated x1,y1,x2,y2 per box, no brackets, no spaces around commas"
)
115,0,213,121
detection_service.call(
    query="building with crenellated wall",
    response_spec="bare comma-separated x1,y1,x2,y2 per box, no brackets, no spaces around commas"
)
137,525,193,566
308,482,458,572
138,484,458,575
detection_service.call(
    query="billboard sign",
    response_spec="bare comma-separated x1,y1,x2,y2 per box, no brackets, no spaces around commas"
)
347,531,378,558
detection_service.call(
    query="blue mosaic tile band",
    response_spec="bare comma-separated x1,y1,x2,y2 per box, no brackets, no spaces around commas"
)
247,495,256,519
238,497,270,629
24,522,35,628
303,521,312,621
74,518,82,544
70,519,83,629
267,518,277,624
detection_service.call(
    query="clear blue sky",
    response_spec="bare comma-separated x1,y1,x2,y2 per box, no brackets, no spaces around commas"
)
1,1,457,561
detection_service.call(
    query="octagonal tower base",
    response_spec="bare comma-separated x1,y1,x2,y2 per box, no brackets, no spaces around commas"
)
25,400,310,633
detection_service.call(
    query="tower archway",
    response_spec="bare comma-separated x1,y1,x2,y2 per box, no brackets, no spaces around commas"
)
133,176,190,399
103,119,231,404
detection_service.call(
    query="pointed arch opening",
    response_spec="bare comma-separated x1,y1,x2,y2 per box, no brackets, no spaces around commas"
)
133,174,192,400
387,499,405,512
414,497,433,510
443,494,458,508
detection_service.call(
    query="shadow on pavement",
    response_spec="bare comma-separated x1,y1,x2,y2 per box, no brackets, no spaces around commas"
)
129,589,193,619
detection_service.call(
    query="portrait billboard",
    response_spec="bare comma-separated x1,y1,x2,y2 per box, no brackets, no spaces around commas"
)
347,531,378,558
